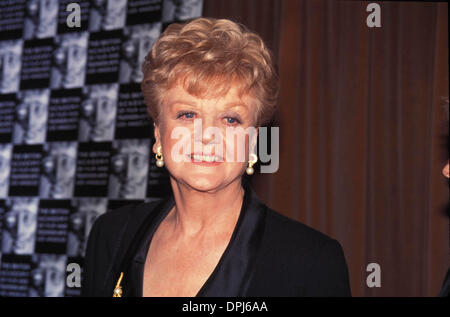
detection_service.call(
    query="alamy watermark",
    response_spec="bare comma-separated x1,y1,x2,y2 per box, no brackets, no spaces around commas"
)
366,3,381,28
165,119,279,173
66,263,81,288
66,3,81,28
366,262,381,288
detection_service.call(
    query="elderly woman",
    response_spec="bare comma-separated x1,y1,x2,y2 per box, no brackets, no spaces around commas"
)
82,17,351,297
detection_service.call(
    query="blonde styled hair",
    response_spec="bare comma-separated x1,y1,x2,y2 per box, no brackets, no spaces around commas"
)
141,17,278,126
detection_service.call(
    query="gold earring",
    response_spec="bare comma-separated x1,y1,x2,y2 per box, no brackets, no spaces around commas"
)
246,153,258,175
155,145,164,167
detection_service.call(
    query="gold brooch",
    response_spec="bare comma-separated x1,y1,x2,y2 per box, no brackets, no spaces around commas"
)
113,272,124,297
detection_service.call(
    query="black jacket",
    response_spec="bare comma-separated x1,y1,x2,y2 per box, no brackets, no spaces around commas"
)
439,268,450,297
82,183,351,297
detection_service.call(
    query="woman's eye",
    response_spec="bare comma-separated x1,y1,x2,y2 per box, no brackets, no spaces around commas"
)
224,117,240,125
177,112,195,120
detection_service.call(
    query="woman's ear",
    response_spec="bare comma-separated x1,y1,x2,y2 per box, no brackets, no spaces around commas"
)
153,122,161,154
249,128,258,156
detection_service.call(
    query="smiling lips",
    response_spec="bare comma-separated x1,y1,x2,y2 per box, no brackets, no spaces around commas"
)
188,153,224,165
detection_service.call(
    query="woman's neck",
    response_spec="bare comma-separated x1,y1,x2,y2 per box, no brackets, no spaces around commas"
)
166,178,245,239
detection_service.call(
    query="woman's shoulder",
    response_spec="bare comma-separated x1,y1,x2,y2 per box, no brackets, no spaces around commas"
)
90,200,163,239
249,207,351,296
260,207,348,270
262,207,340,250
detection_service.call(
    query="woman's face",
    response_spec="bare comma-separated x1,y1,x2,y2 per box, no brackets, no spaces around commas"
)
154,84,258,192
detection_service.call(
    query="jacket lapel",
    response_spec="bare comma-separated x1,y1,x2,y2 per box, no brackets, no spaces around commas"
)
195,182,267,297
103,197,174,297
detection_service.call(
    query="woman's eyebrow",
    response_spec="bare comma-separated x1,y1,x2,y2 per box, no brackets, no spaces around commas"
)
168,100,250,112
222,102,249,110
169,99,198,108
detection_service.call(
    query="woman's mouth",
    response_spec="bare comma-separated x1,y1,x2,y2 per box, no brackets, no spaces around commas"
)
188,153,224,166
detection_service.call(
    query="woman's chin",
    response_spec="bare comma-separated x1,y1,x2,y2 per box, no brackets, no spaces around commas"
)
184,176,224,192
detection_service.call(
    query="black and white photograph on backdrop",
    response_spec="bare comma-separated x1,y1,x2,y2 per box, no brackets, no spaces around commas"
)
12,89,49,145
79,84,118,142
39,142,78,199
161,0,203,23
108,139,150,199
120,23,161,83
1,197,38,255
0,40,23,94
50,32,89,89
23,0,59,40
28,254,66,297
67,197,107,257
89,0,128,32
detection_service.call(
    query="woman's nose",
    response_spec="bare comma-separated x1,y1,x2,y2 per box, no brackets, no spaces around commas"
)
194,118,222,145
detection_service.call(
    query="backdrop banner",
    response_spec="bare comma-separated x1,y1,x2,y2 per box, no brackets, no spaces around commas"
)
0,0,204,297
